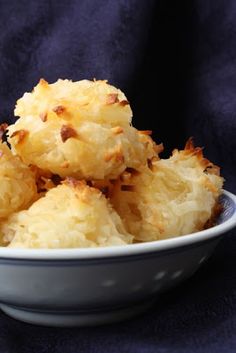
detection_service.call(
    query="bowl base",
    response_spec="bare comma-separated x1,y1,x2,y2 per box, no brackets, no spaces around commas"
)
0,300,155,327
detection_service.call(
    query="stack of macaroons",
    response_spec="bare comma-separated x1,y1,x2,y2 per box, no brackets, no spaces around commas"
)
0,79,224,249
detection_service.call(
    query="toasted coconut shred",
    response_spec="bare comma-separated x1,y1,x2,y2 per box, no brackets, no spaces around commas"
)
10,129,28,144
60,124,78,143
0,79,224,249
0,123,8,140
39,112,47,122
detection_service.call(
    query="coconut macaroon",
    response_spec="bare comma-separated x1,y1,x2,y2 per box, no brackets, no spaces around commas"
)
1,179,133,249
110,140,224,242
0,138,37,220
8,79,157,179
14,78,133,126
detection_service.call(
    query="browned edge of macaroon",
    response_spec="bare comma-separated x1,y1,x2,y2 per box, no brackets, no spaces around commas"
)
106,93,119,105
10,129,28,144
0,123,8,140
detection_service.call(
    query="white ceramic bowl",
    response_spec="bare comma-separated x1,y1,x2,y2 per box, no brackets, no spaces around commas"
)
0,190,235,327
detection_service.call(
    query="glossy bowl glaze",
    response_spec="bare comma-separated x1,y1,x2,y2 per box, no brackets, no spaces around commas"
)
0,190,235,327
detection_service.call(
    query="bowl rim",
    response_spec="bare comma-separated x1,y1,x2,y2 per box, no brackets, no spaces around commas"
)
0,189,235,260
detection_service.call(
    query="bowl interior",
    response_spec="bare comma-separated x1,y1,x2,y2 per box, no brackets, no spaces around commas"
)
217,192,236,223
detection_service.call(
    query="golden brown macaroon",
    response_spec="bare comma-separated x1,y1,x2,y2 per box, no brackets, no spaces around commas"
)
14,78,132,126
0,141,37,220
8,79,157,179
0,179,133,248
110,140,224,242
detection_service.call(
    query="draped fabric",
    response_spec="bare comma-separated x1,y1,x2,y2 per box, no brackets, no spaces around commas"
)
0,1,235,352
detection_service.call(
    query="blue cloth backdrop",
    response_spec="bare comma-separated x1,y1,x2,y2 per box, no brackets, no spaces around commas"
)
0,1,235,352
